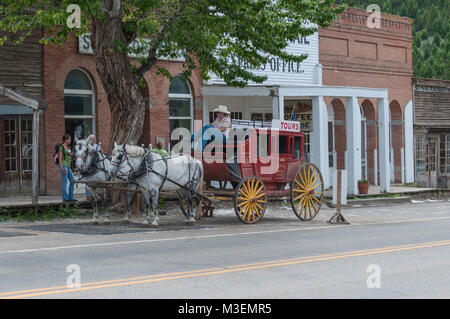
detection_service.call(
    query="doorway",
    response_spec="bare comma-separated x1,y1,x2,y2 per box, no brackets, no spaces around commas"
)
0,116,33,194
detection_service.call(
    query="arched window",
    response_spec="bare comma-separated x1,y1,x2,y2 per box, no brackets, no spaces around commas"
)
169,76,193,149
64,69,95,140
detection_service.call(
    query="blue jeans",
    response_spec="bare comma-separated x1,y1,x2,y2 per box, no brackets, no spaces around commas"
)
85,186,92,199
58,165,74,201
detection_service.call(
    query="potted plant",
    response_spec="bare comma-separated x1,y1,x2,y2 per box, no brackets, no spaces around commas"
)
358,179,369,195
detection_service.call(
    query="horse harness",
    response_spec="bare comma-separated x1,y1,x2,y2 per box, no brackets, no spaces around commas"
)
77,150,111,181
111,147,202,196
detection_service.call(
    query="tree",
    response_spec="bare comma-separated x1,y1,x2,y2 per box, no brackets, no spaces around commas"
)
0,0,345,146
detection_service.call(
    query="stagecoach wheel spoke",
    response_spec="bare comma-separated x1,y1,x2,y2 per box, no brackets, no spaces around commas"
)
234,176,267,224
290,163,324,221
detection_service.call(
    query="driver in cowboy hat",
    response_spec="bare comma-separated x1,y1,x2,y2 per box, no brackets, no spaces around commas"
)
212,105,232,135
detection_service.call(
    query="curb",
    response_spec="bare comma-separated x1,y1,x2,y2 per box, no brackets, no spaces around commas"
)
326,196,412,208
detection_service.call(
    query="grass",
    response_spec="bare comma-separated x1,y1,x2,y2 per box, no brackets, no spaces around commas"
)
0,204,85,223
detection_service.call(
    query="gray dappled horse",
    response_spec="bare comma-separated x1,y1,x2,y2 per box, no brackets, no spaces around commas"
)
74,138,134,224
109,143,203,226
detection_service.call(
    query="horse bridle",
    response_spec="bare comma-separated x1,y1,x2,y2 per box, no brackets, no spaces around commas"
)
77,144,110,180
110,146,137,182
74,142,88,162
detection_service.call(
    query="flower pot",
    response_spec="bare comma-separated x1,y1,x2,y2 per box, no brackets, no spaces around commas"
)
358,181,369,195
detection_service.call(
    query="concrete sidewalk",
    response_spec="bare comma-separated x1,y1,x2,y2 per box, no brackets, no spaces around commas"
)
0,184,443,213
324,184,437,198
0,194,89,212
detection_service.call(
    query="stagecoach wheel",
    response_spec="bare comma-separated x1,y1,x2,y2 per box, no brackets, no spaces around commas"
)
290,163,324,221
234,176,267,224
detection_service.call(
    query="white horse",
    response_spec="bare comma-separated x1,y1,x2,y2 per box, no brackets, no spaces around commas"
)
74,138,135,224
109,143,203,226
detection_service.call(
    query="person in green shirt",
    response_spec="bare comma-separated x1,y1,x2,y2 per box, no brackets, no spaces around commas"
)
58,134,76,202
152,141,169,157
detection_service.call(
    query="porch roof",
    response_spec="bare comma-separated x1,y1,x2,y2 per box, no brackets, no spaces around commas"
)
201,84,388,99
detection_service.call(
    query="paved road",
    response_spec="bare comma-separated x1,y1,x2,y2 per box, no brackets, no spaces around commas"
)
0,200,449,299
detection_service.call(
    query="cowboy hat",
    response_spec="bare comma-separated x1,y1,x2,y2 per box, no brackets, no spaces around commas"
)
213,105,231,115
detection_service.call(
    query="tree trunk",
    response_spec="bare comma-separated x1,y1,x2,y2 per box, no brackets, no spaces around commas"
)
91,14,145,148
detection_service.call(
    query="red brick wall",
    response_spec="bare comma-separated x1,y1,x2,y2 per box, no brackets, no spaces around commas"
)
43,35,111,193
42,35,203,193
319,7,413,185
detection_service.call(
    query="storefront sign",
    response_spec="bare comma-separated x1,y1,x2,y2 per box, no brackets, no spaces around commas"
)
78,33,184,61
205,29,319,86
298,112,313,131
272,119,301,132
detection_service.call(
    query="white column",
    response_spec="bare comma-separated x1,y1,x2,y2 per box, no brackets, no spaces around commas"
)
279,95,284,120
401,147,405,184
373,149,378,186
378,98,391,192
311,96,329,189
404,100,414,183
272,95,280,120
32,109,39,206
202,96,209,125
346,96,362,195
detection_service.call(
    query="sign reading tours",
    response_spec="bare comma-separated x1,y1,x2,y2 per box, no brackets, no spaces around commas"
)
272,120,301,132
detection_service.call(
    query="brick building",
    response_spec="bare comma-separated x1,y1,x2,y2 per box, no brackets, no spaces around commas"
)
413,78,450,188
0,7,414,196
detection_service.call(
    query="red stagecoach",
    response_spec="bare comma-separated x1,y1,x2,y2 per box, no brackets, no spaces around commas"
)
193,119,324,224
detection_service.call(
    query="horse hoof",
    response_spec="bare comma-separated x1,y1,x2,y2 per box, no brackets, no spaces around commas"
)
92,220,99,225
186,217,196,225
143,219,150,225
123,218,130,224
103,219,110,225
151,220,159,227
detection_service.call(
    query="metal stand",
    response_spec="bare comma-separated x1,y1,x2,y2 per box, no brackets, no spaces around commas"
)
328,170,350,225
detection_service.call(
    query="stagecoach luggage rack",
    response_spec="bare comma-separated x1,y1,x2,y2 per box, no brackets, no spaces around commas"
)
231,119,272,129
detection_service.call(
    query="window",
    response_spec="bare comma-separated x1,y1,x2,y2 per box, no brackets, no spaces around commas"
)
440,134,450,175
4,119,17,172
415,133,426,178
251,113,272,121
294,136,302,160
169,77,193,148
210,111,242,123
20,119,32,171
278,135,288,154
64,69,95,141
303,131,311,161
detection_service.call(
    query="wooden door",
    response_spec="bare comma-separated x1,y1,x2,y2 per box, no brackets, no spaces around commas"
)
425,136,439,188
0,116,33,194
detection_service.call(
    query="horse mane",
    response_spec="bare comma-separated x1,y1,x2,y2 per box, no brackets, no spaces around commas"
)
87,144,97,153
125,145,145,156
112,144,145,157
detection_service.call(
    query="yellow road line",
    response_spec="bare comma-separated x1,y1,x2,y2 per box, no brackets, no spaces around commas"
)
2,239,450,299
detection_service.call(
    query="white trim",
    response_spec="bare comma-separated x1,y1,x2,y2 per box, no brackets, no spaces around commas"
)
64,89,94,95
378,98,391,193
169,79,194,136
201,85,389,99
346,96,362,195
201,86,276,97
168,93,192,99
64,115,95,119
404,100,414,183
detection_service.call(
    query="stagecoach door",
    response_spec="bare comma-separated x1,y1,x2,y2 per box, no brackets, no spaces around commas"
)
0,116,33,194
